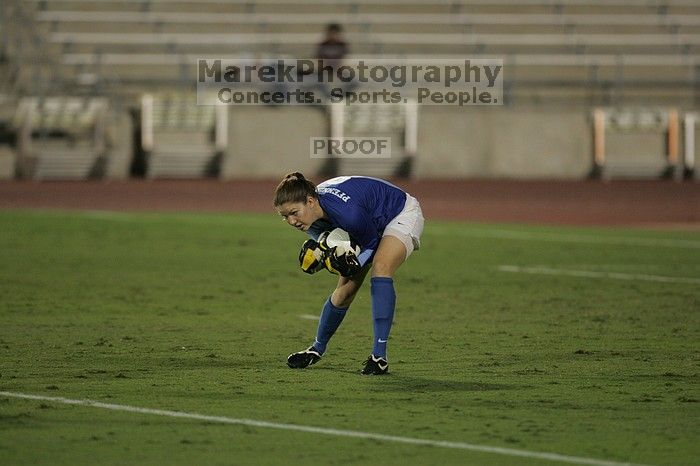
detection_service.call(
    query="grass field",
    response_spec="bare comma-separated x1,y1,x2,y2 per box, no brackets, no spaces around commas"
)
0,210,698,466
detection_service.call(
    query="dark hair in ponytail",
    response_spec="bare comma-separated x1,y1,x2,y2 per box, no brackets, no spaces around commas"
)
273,172,318,207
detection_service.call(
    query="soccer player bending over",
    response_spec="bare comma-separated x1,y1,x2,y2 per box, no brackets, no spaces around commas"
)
274,172,424,375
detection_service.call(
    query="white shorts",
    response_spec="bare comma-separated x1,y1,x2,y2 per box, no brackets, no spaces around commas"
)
383,193,424,258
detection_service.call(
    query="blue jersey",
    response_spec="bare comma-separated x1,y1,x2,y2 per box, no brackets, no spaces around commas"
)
308,176,407,265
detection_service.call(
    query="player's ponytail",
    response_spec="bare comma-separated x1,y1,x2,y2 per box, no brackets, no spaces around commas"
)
273,172,318,206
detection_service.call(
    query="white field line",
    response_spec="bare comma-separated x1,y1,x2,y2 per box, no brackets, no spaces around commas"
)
431,228,700,249
498,265,700,285
298,314,319,320
0,391,651,466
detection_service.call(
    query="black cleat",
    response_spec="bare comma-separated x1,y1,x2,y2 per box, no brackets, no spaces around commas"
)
361,354,389,375
287,346,322,369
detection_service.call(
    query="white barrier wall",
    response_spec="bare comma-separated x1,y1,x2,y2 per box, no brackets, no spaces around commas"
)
221,105,593,178
222,106,328,179
0,146,16,179
415,106,592,178
103,104,692,179
105,111,133,179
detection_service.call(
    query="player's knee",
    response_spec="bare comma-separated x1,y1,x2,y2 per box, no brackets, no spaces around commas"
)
332,285,359,308
332,293,355,308
371,260,395,278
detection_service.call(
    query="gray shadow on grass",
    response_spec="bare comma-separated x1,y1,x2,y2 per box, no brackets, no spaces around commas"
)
372,374,518,392
313,368,518,392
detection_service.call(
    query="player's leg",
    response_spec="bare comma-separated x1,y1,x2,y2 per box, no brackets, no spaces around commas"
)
366,235,406,366
372,235,408,277
287,266,369,369
313,265,370,354
363,195,424,375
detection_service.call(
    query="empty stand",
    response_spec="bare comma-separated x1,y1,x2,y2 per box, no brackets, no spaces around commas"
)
331,100,417,177
13,96,108,179
2,0,697,180
590,107,680,179
141,92,226,178
18,0,700,103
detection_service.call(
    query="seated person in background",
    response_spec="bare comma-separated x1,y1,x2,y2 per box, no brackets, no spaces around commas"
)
316,23,349,71
299,23,352,102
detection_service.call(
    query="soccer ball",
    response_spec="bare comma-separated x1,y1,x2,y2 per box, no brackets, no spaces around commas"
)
322,228,361,258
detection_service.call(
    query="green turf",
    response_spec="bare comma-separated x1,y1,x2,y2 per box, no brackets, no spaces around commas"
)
0,210,698,466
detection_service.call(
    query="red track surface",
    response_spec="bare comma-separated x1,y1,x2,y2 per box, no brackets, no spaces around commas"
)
1,179,698,228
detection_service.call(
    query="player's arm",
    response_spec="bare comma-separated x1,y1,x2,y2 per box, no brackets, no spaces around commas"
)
303,230,357,277
299,231,362,277
320,214,377,276
306,218,333,241
321,244,362,277
356,247,375,267
342,208,379,268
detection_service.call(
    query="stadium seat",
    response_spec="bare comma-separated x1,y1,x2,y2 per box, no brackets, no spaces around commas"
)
140,92,226,178
13,96,109,179
15,0,700,99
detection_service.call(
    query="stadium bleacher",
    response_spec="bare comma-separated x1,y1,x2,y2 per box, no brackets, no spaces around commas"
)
141,92,226,178
9,0,698,96
12,96,109,179
0,0,698,179
330,100,417,178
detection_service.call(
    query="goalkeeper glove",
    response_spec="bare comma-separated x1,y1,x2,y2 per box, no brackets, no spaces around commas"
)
323,248,362,277
317,230,332,253
298,239,325,274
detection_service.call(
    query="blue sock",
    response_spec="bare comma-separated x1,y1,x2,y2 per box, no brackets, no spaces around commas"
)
312,297,348,355
371,277,396,359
